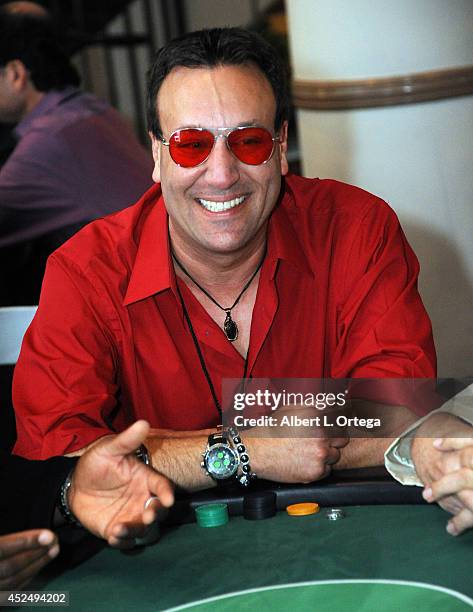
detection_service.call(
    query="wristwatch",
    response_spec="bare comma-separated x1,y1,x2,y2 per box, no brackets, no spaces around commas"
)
201,431,239,483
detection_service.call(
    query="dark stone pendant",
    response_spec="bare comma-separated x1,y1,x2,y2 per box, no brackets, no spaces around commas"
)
223,310,238,342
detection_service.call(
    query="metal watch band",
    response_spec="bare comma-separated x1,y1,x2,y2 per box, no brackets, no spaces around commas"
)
58,469,82,528
208,432,224,446
228,426,256,487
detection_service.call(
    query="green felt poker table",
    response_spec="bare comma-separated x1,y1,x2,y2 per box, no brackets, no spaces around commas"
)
40,468,473,611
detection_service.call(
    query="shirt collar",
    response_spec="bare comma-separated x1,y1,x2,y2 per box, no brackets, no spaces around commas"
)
266,179,314,279
14,87,81,139
123,184,172,306
123,177,314,306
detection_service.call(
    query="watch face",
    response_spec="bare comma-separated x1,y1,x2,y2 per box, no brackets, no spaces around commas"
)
205,443,238,480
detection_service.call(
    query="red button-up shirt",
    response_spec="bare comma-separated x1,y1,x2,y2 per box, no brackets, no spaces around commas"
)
13,175,436,459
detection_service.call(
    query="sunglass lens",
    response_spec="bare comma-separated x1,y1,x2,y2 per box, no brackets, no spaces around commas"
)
169,129,214,167
227,127,274,165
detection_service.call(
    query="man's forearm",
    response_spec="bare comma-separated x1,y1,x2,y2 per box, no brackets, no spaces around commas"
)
66,428,215,490
146,427,344,488
146,434,214,490
333,402,420,470
334,437,392,470
65,428,214,458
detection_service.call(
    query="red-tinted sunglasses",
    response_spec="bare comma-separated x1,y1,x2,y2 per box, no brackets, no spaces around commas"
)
161,126,280,168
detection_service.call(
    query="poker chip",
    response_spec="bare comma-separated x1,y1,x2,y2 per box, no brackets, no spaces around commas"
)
286,502,320,516
195,503,229,527
326,508,345,521
243,491,277,520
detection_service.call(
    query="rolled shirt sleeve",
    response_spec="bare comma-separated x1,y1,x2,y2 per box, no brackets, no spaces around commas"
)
385,383,473,485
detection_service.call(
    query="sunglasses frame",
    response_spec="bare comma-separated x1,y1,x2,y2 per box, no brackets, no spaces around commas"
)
160,125,280,168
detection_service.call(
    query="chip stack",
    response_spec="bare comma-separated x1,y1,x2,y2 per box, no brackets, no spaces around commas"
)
195,503,229,527
243,491,277,520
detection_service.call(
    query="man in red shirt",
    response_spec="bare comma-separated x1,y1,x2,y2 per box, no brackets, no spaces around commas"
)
13,28,473,534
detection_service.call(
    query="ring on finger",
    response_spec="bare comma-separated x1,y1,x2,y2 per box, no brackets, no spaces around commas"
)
144,495,159,510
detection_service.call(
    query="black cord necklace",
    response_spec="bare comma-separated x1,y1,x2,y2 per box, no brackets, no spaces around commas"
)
174,279,250,418
172,248,266,342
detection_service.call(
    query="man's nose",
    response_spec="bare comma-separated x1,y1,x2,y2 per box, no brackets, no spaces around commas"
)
203,136,240,189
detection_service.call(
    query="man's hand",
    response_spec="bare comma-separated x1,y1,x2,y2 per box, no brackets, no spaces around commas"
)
0,530,59,593
244,405,348,482
69,420,174,548
422,437,473,536
248,434,349,483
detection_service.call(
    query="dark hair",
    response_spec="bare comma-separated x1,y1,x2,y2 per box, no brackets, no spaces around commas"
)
0,9,80,91
146,27,289,138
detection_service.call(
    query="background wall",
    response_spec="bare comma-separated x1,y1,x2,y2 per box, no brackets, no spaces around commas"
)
286,0,473,377
96,0,274,130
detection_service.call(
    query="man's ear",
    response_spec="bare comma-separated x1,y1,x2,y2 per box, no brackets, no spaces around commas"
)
278,121,289,176
6,60,30,92
149,132,161,183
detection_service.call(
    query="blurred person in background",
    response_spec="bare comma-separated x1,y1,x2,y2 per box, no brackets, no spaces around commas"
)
0,3,153,305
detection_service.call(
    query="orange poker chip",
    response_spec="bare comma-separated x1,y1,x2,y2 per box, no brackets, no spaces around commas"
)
286,502,320,516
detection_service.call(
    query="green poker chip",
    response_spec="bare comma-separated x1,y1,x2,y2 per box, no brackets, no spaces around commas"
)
195,503,229,528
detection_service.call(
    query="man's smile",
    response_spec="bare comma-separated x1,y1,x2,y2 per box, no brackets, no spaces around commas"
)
196,195,246,212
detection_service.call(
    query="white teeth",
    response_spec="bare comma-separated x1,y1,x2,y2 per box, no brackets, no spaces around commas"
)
197,196,245,212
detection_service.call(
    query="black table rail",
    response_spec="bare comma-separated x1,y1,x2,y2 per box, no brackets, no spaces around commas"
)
167,466,425,525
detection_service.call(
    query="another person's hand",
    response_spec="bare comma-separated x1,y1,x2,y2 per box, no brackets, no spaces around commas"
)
422,436,473,536
69,420,174,548
0,530,58,593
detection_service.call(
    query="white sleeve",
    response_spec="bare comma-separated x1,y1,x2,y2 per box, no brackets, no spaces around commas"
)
384,383,473,486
